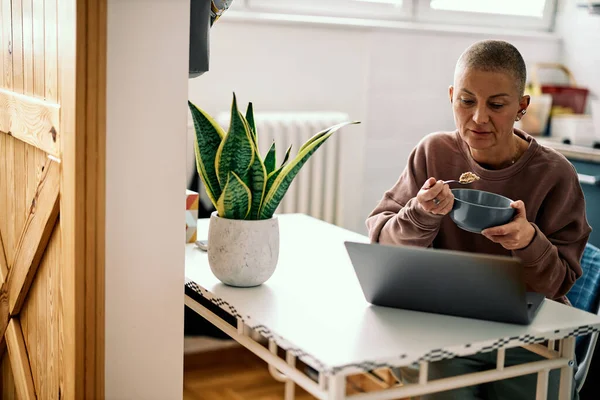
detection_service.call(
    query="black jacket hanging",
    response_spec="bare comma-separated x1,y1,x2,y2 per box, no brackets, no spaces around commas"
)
189,0,211,78
189,0,234,78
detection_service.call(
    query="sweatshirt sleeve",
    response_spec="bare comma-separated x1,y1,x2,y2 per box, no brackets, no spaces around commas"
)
512,165,591,300
365,140,445,247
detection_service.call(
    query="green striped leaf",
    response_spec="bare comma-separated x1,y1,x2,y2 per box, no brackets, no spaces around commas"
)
216,172,252,219
262,145,291,201
264,141,276,175
264,167,283,199
240,112,255,163
188,100,225,207
247,143,268,220
259,121,360,219
245,102,258,146
280,144,292,167
299,121,353,153
215,94,255,186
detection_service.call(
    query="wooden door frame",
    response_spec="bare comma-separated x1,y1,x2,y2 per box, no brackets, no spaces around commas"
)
60,0,106,398
2,0,106,396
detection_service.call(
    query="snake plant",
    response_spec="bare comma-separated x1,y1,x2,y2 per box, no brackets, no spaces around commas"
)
188,94,359,220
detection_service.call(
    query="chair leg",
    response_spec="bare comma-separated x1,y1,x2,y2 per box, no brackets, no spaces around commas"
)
575,332,598,392
559,337,576,400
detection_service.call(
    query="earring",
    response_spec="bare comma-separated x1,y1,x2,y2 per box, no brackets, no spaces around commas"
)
521,110,527,115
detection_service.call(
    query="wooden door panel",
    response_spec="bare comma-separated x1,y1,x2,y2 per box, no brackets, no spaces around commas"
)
0,135,6,280
22,0,34,97
6,319,36,400
11,0,24,94
0,223,6,282
32,0,44,98
0,0,4,89
0,90,61,156
0,351,18,400
44,0,58,102
0,137,62,398
0,0,61,156
14,139,27,262
21,221,62,400
9,157,60,316
0,0,105,397
1,0,13,91
0,134,48,270
0,170,61,399
1,132,16,267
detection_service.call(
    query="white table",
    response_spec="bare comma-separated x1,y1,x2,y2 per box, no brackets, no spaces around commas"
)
185,214,600,400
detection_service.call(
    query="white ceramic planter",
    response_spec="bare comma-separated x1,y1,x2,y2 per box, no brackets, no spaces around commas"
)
207,211,279,287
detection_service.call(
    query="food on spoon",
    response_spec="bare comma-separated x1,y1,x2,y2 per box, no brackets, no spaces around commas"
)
459,172,480,184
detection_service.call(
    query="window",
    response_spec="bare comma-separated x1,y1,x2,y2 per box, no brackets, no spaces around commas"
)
429,0,547,18
417,0,556,30
240,0,557,31
245,0,412,21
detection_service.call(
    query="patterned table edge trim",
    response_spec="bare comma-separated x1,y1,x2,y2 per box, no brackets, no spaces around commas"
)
185,281,600,376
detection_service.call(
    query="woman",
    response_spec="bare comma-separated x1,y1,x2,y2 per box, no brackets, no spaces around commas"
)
366,40,590,400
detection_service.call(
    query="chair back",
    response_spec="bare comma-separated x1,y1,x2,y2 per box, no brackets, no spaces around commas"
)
568,242,600,314
567,242,600,392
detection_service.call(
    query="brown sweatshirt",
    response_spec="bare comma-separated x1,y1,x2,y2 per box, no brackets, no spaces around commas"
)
366,129,591,304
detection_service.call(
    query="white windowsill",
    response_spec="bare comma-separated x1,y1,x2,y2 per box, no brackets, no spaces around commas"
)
220,10,561,41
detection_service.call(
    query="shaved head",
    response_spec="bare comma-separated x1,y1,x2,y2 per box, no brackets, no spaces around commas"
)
455,40,527,95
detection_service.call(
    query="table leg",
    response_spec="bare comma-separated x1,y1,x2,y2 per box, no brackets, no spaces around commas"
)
536,369,549,400
285,379,296,400
319,372,327,391
419,361,429,384
328,374,346,400
267,340,288,382
285,352,296,400
558,337,576,400
496,348,506,370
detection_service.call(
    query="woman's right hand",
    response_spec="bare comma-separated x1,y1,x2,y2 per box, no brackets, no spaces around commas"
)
416,177,454,215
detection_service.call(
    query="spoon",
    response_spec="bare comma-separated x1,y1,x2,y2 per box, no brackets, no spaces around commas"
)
443,172,481,185
443,179,474,185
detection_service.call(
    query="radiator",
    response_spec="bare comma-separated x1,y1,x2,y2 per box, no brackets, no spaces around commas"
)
216,111,350,226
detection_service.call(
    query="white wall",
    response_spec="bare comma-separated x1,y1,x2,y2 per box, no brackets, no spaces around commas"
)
555,0,600,107
105,0,189,399
188,21,370,233
189,16,561,235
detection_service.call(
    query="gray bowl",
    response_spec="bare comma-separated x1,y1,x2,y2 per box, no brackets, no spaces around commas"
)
449,189,516,234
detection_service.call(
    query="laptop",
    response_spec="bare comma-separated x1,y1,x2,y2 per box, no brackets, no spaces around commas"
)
344,241,545,325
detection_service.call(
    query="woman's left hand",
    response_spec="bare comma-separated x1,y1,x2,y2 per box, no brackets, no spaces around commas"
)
481,201,535,250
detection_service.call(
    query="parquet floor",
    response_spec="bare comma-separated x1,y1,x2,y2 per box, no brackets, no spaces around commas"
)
183,346,314,400
183,345,407,400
